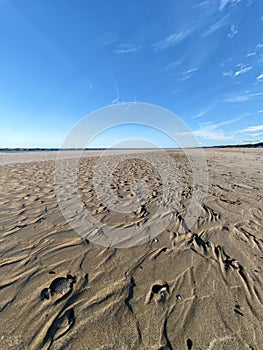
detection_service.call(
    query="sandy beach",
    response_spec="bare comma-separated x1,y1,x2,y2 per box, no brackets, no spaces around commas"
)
0,148,262,350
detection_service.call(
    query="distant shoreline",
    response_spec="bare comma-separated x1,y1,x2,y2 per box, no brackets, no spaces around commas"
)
0,141,262,153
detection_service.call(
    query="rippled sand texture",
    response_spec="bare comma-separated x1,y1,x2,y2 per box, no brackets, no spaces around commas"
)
0,148,262,350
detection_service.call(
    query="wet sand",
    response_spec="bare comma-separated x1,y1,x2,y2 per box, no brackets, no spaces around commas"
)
0,148,262,349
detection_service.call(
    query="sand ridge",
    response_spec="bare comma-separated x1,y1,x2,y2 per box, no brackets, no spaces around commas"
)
0,148,262,349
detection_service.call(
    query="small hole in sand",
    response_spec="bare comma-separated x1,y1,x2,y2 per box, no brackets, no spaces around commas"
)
187,338,193,349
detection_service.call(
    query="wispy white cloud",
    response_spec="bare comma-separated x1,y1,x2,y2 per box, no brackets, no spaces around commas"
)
234,65,252,76
220,0,230,10
114,44,140,54
257,73,263,80
223,70,234,78
227,24,238,39
246,43,263,59
179,127,232,141
153,29,194,51
246,52,256,57
202,15,229,36
194,128,232,140
191,117,242,140
243,125,263,132
178,68,199,81
192,108,210,119
219,0,241,11
221,117,243,126
258,54,263,64
250,132,263,137
223,91,263,102
223,64,252,78
221,58,233,68
193,0,213,8
224,95,249,102
111,79,120,104
233,124,263,139
257,109,263,113
192,114,262,142
160,59,184,72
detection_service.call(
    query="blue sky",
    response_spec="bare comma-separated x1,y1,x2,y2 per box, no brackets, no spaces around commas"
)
0,0,263,148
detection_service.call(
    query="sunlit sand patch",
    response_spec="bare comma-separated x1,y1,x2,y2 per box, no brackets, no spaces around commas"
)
0,148,262,349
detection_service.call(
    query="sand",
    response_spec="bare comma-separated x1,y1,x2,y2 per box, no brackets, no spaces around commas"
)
0,149,159,165
0,148,262,350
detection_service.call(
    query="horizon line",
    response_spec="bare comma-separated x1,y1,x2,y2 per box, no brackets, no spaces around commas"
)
0,141,262,152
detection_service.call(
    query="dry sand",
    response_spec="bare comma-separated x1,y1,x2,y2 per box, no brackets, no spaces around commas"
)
0,148,262,350
0,149,158,165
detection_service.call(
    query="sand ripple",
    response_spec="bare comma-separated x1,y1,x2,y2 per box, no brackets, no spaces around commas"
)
0,149,262,349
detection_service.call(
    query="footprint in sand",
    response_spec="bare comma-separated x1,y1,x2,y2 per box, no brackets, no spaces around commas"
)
42,308,75,347
187,338,193,349
40,274,76,300
146,282,169,304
